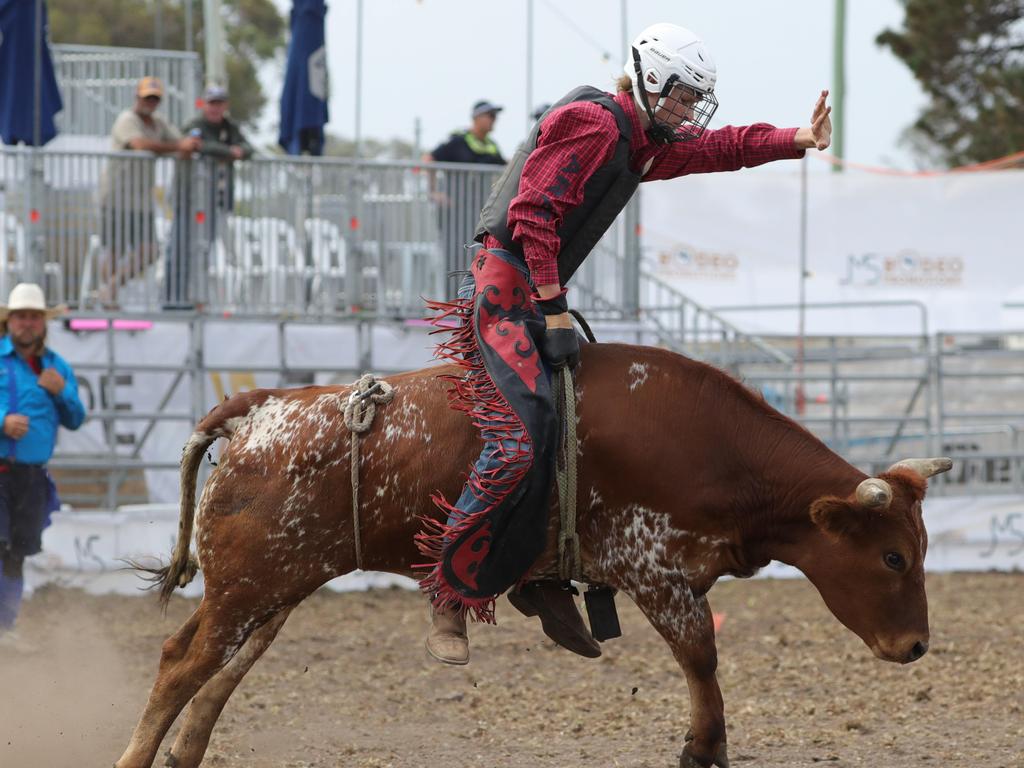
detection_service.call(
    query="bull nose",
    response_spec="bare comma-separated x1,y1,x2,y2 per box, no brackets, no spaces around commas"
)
907,640,928,662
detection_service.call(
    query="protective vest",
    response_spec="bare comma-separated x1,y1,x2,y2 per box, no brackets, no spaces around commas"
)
475,86,641,285
463,131,501,158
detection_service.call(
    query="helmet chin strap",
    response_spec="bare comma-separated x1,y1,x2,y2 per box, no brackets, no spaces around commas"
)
631,47,680,145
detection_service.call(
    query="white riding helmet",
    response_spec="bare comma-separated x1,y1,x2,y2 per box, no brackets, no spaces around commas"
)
625,23,719,143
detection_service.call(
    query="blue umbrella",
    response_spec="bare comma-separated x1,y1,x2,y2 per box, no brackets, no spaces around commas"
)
279,0,329,155
0,0,62,146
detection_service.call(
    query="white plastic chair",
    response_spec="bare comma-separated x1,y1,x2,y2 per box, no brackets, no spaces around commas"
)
306,218,346,312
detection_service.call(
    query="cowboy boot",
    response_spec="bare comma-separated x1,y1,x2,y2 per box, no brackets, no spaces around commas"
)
507,581,602,658
425,603,470,665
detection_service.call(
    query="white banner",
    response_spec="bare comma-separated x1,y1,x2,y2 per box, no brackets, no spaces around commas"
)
642,166,1024,335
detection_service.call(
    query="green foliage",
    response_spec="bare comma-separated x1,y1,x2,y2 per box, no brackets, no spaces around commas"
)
48,0,285,127
877,0,1024,167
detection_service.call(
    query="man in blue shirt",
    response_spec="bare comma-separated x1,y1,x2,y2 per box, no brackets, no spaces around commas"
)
0,283,85,636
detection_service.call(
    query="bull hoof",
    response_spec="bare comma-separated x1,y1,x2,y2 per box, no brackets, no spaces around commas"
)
164,748,180,767
681,732,729,768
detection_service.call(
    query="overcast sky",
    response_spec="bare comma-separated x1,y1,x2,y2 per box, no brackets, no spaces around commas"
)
264,0,928,170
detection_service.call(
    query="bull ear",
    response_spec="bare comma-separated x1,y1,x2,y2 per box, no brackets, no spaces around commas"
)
810,496,866,537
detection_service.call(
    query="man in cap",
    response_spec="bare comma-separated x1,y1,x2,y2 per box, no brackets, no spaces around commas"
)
98,76,202,305
427,100,507,166
184,85,254,165
165,85,254,308
0,284,85,640
425,100,508,291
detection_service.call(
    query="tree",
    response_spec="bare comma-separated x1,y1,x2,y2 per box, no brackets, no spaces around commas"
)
877,0,1024,167
48,0,285,127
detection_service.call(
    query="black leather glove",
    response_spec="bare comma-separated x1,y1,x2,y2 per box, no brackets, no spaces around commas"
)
540,326,580,370
534,290,579,370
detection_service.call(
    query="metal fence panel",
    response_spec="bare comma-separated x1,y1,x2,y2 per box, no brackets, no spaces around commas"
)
1,149,640,317
51,44,200,138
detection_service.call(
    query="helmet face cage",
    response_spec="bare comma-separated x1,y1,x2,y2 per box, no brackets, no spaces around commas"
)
654,78,718,142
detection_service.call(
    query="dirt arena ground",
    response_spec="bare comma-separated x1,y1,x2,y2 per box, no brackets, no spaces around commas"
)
1,572,1021,768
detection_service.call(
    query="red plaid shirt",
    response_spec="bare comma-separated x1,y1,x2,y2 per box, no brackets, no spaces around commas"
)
483,89,804,287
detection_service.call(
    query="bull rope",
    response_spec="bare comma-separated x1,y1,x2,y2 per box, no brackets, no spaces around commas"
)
343,374,395,571
556,367,582,583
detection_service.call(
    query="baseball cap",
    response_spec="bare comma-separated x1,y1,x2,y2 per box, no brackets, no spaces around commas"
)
472,100,503,118
137,76,165,98
203,84,229,103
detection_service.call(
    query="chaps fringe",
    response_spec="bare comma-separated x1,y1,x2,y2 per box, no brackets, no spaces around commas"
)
414,295,534,624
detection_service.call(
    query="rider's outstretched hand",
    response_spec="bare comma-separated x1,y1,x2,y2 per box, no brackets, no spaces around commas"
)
794,89,832,151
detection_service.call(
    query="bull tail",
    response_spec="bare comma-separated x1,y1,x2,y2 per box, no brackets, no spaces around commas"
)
156,428,216,606
136,398,246,610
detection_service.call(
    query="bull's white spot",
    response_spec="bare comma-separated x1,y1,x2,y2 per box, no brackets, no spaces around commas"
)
594,505,729,642
628,362,649,392
383,400,432,445
222,416,246,436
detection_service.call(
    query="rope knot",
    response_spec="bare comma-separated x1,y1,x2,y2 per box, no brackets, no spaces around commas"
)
344,373,395,434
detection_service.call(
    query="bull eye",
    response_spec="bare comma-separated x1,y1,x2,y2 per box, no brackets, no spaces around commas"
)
884,552,906,571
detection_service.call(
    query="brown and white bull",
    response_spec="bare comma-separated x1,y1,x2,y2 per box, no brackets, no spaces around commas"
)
115,342,950,768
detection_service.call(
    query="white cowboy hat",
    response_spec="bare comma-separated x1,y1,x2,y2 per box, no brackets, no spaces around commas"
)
0,283,67,320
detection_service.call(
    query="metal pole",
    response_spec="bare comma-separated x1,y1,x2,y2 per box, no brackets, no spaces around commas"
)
620,0,639,319
832,0,846,172
202,0,226,85
354,0,363,158
185,0,194,53
105,319,118,510
155,0,164,49
796,155,808,414
27,0,44,286
526,0,533,129
621,0,627,61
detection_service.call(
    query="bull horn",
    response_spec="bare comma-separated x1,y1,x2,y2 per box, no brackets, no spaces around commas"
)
855,478,893,509
887,457,954,479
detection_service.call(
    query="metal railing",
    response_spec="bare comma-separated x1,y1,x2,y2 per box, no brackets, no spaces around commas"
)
933,331,1024,494
51,44,201,138
724,329,1024,496
48,313,386,509
47,317,1024,508
0,148,645,318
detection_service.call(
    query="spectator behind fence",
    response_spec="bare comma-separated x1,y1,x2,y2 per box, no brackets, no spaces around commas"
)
98,76,201,307
424,100,507,292
0,284,85,646
164,84,254,310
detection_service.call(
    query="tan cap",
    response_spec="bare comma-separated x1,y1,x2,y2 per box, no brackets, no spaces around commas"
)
137,76,165,98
